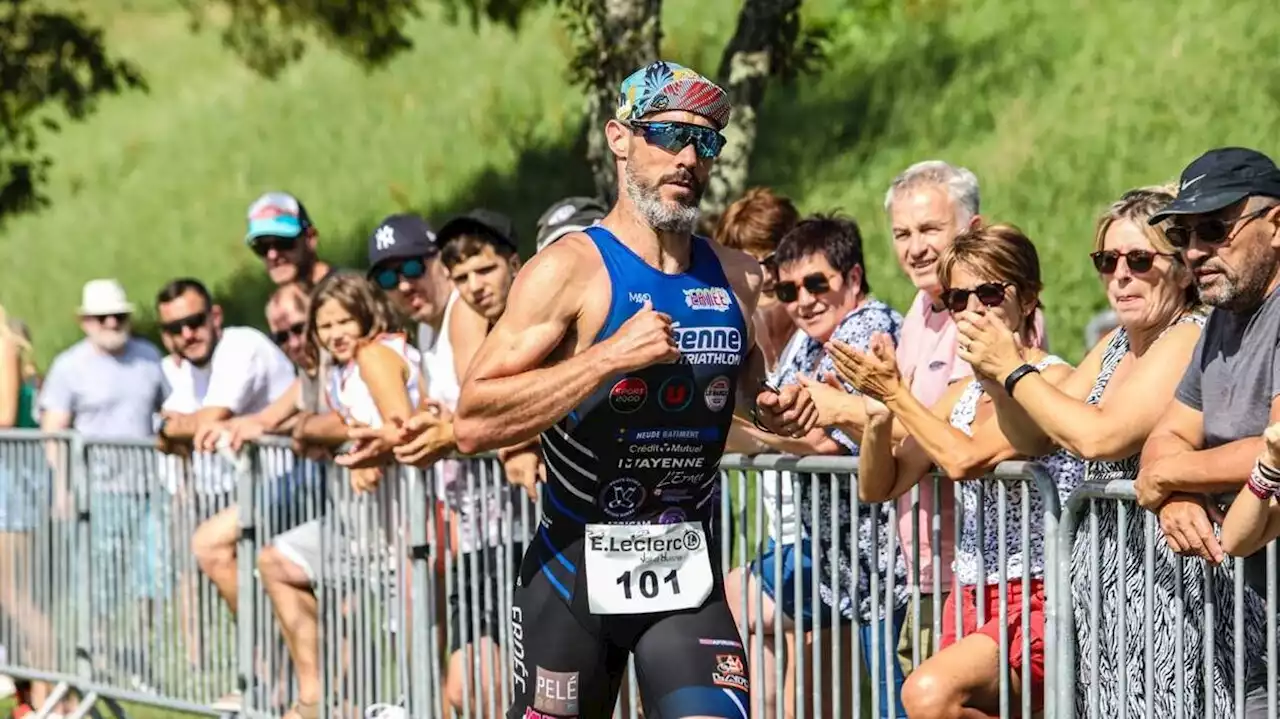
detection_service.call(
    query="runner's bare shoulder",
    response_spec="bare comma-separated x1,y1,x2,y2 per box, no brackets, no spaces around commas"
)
703,238,763,314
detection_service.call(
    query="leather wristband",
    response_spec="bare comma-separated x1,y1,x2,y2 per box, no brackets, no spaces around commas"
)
1247,460,1280,500
1002,363,1039,396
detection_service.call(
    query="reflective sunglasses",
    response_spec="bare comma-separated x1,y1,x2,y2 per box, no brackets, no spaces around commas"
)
630,121,727,159
1164,205,1275,250
372,258,428,291
271,321,306,346
251,235,299,257
1090,249,1175,274
775,273,832,304
940,281,1012,313
160,312,208,335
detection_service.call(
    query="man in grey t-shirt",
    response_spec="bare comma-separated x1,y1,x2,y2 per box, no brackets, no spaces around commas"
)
1135,147,1280,716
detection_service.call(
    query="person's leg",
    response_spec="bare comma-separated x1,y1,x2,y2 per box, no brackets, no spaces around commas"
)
724,559,789,718
0,531,53,710
259,521,323,718
445,545,507,718
856,605,909,719
632,590,750,719
192,505,239,613
901,581,1040,719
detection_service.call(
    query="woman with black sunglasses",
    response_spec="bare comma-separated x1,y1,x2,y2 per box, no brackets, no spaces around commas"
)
825,223,1082,718
957,188,1265,719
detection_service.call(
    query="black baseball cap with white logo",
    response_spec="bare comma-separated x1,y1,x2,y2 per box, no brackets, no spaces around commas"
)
536,196,608,252
1150,147,1280,225
366,213,438,271
435,209,520,252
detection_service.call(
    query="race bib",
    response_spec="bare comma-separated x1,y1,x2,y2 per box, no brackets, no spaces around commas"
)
584,522,713,615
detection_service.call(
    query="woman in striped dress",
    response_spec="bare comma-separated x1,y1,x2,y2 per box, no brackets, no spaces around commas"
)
961,187,1267,717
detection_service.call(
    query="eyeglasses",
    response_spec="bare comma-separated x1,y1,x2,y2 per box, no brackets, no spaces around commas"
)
630,121,727,159
1090,249,1176,274
271,321,306,346
775,273,832,304
160,312,207,335
940,282,1012,313
1164,206,1275,249
372,258,428,291
251,236,299,257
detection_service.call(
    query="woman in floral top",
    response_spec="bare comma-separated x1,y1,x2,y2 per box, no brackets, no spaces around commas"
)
726,214,910,718
833,224,1083,717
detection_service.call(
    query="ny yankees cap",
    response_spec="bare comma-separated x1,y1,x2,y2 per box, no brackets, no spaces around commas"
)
366,213,438,272
1150,147,1280,225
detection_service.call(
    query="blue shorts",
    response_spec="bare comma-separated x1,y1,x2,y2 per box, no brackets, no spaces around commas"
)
752,537,907,718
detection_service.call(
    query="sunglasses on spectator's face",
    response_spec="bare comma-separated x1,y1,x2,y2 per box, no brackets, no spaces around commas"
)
271,321,306,346
1090,249,1174,274
630,121,727,159
251,236,299,257
1165,206,1275,250
372,258,428,291
160,312,208,335
940,282,1011,313
89,313,129,325
775,273,832,304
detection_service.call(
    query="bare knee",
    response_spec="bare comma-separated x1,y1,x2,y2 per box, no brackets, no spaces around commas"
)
902,667,959,719
192,511,237,566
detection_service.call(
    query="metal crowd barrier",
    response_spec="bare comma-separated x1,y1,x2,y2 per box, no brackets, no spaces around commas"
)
5,428,1278,719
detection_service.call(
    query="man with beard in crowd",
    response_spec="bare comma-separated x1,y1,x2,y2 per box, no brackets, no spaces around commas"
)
245,192,337,287
152,277,297,711
450,60,816,719
37,279,169,702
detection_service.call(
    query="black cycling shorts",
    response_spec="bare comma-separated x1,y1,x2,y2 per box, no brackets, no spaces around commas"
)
507,539,749,719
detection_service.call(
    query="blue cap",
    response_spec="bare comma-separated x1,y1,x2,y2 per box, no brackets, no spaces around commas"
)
245,191,313,244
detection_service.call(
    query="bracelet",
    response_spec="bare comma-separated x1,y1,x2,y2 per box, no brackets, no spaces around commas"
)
1247,460,1280,500
1002,364,1039,396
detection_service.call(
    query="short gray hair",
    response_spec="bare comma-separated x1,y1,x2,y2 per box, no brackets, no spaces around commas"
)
884,160,981,226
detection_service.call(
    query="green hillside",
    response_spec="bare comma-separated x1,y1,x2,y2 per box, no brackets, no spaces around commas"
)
3,0,1279,367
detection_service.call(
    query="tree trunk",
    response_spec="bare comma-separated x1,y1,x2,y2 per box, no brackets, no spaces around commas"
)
701,0,802,218
569,0,662,203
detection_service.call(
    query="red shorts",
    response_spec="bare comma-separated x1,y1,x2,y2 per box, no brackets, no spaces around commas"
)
940,578,1046,711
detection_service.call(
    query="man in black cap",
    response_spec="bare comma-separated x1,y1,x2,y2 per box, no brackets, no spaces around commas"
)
1135,147,1280,716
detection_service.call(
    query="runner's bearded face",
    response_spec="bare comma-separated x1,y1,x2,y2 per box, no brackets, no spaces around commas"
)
623,110,719,235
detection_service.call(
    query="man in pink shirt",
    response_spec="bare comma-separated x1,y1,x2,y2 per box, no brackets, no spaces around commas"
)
885,160,1049,672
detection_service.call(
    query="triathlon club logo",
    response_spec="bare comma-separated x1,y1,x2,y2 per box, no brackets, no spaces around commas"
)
609,377,648,414
600,478,646,519
704,375,730,411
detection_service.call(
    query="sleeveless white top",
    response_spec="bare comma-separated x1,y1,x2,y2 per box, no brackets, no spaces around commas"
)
947,354,1085,585
326,334,423,428
419,291,461,411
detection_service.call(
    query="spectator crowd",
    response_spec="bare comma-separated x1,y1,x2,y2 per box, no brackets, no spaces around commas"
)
3,101,1280,719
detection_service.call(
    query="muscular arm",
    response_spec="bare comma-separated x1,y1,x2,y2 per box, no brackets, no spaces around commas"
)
454,240,621,454
1141,397,1280,495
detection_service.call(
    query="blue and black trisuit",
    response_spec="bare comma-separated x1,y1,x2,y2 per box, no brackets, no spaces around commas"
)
507,226,752,719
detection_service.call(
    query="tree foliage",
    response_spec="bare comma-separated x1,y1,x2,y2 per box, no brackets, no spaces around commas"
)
0,0,145,222
193,0,829,208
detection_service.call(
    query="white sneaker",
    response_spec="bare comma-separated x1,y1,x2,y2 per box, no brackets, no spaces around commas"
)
0,674,14,699
364,703,408,719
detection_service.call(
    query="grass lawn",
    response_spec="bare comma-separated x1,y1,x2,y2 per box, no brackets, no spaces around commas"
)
2,0,1279,367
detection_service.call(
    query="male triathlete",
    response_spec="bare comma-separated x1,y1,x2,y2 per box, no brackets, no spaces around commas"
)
453,61,818,719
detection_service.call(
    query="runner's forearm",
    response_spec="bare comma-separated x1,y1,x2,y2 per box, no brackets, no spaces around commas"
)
455,343,621,453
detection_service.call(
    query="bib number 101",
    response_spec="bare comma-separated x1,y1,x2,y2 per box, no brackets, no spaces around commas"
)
616,569,681,600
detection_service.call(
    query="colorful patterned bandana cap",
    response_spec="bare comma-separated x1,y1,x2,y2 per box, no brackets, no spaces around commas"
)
616,61,731,130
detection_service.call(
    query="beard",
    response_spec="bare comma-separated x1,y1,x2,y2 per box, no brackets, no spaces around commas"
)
625,163,704,235
87,325,130,353
1191,246,1278,313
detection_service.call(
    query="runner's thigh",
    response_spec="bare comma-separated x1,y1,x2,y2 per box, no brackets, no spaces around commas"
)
633,595,750,718
507,569,627,719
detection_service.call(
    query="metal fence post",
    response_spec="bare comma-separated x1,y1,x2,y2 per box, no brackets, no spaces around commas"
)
236,444,258,713
408,465,431,716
